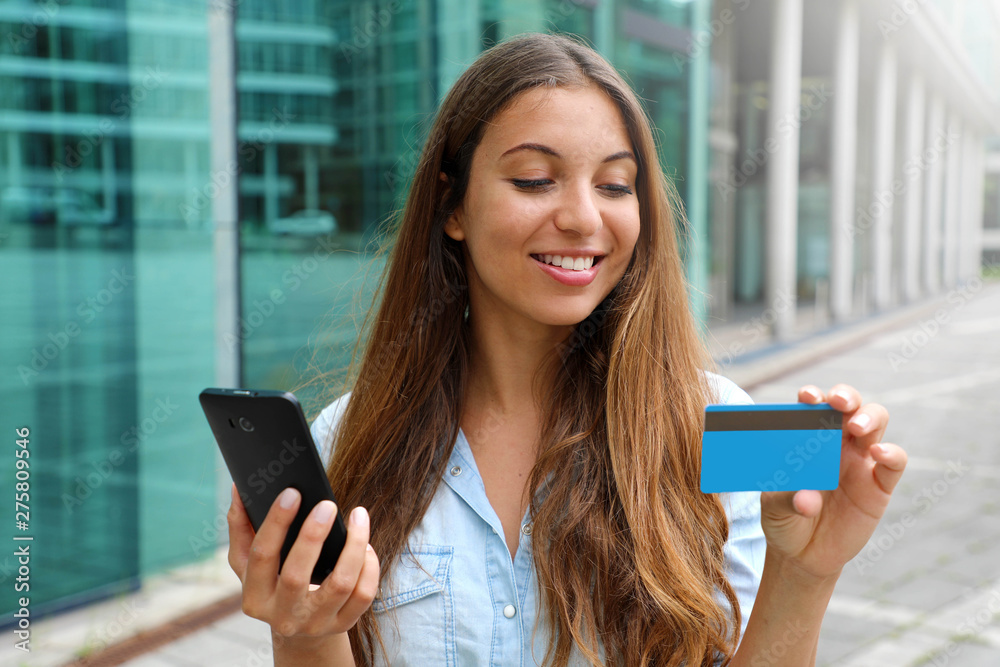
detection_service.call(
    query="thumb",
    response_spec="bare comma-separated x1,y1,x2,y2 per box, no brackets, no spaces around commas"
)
227,484,256,580
762,489,823,520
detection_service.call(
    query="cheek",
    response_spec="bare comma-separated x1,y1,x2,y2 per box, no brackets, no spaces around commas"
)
468,192,541,250
625,218,641,255
612,204,641,259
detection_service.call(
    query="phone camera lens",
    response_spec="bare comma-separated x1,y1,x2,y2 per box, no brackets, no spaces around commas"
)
238,417,254,432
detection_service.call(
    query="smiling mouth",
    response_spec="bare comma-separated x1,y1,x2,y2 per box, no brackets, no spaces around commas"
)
530,254,603,271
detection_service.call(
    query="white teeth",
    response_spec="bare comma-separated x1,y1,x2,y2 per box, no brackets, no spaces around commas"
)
535,254,598,271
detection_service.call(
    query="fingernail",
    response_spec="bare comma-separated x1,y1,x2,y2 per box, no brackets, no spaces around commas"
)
231,485,237,504
876,443,889,454
853,413,872,431
279,488,299,509
830,389,849,403
350,506,369,529
313,501,334,524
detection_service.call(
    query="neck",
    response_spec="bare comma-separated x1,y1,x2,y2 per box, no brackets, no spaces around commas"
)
464,308,569,422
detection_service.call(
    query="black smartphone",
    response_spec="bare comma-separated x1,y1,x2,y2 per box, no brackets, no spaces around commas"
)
199,388,347,585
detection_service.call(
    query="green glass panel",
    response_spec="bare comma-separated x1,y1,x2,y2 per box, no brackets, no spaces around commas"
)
1,0,216,619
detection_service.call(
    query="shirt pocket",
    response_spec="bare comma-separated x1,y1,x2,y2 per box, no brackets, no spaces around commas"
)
372,545,456,667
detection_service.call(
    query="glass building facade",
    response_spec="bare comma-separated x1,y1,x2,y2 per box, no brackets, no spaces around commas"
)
0,0,703,620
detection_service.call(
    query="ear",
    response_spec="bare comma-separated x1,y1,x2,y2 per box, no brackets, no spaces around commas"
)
440,171,465,241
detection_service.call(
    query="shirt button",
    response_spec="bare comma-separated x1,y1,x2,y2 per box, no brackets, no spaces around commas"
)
521,523,532,536
449,465,462,476
503,604,516,619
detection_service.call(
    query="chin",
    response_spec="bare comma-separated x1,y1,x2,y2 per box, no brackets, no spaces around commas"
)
534,302,605,328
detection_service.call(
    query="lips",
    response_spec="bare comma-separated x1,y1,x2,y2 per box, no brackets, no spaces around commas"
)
530,252,605,286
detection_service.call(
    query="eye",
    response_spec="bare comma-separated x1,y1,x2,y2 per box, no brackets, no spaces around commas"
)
600,183,634,198
511,178,553,192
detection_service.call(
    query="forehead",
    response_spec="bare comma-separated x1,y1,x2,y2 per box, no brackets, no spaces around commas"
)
476,84,633,160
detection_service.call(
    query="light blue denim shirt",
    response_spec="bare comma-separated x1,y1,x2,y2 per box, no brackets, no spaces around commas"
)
310,373,765,666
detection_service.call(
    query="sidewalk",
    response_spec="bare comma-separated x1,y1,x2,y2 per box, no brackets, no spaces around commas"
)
15,279,1000,667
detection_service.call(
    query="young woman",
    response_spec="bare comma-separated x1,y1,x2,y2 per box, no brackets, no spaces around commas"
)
226,33,907,666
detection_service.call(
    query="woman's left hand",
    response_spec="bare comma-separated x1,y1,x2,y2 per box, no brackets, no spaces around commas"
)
759,384,908,581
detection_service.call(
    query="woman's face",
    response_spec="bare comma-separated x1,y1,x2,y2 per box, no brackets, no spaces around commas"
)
444,84,640,333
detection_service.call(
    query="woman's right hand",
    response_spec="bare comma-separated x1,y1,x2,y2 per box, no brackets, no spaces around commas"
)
227,484,380,640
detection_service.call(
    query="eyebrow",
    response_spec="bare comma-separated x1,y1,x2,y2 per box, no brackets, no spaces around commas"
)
601,150,636,164
499,142,636,164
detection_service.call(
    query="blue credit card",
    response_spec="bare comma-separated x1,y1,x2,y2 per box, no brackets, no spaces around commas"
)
700,403,842,493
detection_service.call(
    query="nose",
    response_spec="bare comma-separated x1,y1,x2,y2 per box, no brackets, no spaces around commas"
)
552,182,603,237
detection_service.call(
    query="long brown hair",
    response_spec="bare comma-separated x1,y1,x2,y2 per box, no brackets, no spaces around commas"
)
323,32,740,666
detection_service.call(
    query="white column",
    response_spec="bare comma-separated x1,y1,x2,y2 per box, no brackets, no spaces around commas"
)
209,0,241,388
922,95,945,294
209,0,242,522
765,0,803,340
966,134,986,275
686,0,712,326
829,0,859,321
942,112,963,288
956,130,972,281
899,70,925,301
975,140,988,271
870,37,897,310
